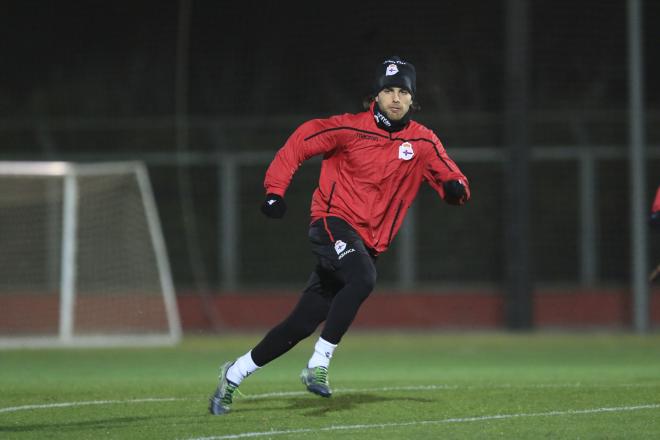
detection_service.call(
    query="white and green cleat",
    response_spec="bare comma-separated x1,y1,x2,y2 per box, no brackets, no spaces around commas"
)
209,361,239,415
300,366,332,398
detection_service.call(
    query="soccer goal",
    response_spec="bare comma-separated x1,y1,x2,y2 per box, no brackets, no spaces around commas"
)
0,161,182,348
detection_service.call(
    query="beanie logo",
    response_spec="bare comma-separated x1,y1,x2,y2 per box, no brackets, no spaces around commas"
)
398,142,414,160
385,64,399,76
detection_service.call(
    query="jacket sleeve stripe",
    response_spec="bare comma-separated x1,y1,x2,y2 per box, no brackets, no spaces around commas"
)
431,144,457,172
393,136,457,172
304,127,388,142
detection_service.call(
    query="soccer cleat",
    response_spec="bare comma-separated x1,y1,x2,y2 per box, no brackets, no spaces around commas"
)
209,361,239,415
300,366,332,398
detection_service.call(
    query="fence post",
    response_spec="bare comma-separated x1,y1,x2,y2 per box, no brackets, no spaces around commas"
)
398,203,417,290
219,155,239,290
627,0,648,332
579,147,597,286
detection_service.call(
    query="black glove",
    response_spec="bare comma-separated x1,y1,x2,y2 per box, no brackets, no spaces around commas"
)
651,211,660,231
261,193,287,218
443,180,468,205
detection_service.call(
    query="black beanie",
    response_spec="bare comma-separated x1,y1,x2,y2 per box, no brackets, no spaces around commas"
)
373,56,417,97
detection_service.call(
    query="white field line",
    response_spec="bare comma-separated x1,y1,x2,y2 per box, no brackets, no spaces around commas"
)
0,382,657,414
243,382,655,399
242,384,459,399
186,404,660,440
0,397,183,414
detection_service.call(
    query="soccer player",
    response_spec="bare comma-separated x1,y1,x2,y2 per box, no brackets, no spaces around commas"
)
209,56,470,415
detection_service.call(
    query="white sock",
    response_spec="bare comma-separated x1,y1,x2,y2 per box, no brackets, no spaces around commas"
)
226,350,260,385
307,337,337,369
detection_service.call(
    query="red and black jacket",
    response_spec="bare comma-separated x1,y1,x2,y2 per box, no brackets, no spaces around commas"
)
264,103,470,254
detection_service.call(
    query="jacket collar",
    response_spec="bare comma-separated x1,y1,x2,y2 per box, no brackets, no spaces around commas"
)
371,101,410,133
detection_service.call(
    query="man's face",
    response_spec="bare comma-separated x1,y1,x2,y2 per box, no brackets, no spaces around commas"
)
375,87,413,121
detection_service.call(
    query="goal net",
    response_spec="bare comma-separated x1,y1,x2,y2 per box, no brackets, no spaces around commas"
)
0,161,181,347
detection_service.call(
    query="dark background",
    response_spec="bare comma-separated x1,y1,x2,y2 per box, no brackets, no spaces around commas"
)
1,0,658,293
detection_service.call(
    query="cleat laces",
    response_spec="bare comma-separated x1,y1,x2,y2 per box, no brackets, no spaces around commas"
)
314,366,328,385
221,383,236,405
220,382,245,405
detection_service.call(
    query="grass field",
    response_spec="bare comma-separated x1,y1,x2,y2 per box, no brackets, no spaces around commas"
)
1,332,659,439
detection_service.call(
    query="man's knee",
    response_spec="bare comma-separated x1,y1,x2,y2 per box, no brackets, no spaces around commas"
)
354,270,376,293
342,256,377,297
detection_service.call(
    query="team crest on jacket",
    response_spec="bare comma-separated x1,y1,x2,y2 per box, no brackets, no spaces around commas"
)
334,240,347,254
398,142,414,160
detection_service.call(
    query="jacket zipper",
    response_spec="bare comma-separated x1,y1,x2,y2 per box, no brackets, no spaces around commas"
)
386,200,404,247
326,182,336,212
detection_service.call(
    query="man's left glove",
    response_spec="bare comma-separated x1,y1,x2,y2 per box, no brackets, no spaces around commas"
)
261,193,287,218
443,179,469,205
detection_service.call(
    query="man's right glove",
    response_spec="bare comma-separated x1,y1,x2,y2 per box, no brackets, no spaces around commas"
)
443,179,469,205
261,193,287,219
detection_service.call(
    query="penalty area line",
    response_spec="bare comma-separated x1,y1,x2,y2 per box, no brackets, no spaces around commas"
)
187,403,660,440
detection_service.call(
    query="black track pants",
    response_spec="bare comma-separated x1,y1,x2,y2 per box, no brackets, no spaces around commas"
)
250,217,377,367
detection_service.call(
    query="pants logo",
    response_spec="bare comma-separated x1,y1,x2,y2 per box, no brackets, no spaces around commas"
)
338,248,355,260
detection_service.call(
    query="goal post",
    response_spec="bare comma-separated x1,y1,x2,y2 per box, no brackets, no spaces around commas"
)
0,161,182,348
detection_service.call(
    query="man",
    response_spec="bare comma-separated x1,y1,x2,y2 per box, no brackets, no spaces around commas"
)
209,55,470,415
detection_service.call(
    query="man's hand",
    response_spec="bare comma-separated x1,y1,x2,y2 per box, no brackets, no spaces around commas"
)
261,193,287,218
443,179,469,205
